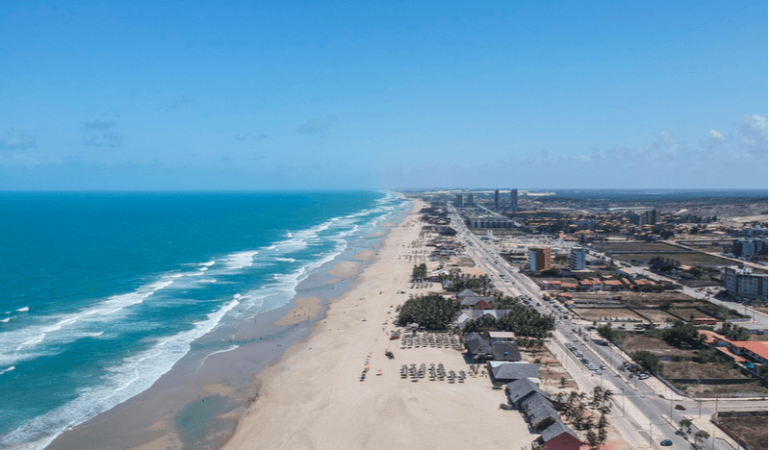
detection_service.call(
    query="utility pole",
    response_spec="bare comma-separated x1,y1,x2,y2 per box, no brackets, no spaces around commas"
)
621,388,625,417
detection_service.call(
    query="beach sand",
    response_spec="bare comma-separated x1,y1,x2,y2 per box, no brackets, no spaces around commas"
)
352,250,375,261
325,261,360,278
219,201,532,450
273,297,323,326
368,231,386,237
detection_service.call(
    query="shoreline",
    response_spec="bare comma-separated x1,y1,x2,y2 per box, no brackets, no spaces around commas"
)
42,199,410,450
217,201,425,450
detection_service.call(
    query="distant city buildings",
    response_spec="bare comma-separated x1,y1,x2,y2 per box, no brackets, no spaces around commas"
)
723,266,768,301
528,247,551,272
468,216,514,229
733,238,768,258
454,193,463,207
494,189,500,210
569,247,586,270
511,189,518,213
466,193,475,206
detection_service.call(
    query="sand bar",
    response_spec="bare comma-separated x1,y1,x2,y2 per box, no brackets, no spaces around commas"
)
352,250,375,261
220,200,531,450
325,261,360,278
273,297,323,326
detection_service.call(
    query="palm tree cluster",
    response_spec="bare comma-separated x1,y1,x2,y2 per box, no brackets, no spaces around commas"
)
440,272,493,294
462,301,554,338
555,387,613,449
397,294,460,330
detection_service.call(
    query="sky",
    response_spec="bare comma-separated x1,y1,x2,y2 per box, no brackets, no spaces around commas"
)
0,1,767,190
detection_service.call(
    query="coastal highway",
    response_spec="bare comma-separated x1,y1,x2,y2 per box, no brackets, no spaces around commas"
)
447,206,737,450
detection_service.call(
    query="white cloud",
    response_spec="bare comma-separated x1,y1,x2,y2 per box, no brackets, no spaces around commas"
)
0,129,37,151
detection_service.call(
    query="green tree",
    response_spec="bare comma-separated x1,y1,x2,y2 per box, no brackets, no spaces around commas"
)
679,418,693,438
597,324,622,344
694,430,710,446
560,377,567,389
398,294,459,330
586,430,600,450
632,351,660,373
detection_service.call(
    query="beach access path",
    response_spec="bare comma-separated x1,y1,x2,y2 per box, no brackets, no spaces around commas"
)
219,200,532,450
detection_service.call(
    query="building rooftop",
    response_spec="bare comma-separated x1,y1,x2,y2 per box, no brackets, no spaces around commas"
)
541,422,579,443
490,362,539,380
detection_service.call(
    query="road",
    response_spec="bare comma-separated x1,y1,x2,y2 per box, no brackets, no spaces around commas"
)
448,206,737,450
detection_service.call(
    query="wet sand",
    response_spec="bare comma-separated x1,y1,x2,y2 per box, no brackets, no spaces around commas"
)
352,250,375,261
368,231,386,237
325,261,360,278
219,200,532,450
273,297,323,326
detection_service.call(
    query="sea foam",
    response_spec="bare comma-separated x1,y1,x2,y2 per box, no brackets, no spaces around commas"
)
0,298,240,450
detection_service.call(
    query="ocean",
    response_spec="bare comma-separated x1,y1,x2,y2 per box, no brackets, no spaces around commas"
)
0,191,411,450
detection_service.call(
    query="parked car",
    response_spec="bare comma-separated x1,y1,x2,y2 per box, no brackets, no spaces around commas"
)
660,440,673,446
600,364,607,370
675,405,686,410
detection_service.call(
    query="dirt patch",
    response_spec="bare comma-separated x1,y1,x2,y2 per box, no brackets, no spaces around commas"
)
619,332,695,358
593,242,681,252
613,252,729,266
719,415,768,450
631,309,681,323
660,360,749,379
669,308,715,322
574,308,646,322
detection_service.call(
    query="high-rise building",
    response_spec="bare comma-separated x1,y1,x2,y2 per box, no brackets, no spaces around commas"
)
454,194,463,207
528,247,551,272
494,189,500,210
569,247,587,270
644,209,659,225
466,193,474,206
723,266,768,300
511,189,518,213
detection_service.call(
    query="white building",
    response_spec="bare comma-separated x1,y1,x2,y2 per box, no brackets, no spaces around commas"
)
723,266,768,301
569,247,586,271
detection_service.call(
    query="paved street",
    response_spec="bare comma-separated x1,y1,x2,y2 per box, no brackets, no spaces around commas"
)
448,207,744,450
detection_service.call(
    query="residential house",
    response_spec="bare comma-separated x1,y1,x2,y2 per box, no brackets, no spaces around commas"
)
489,362,539,383
454,310,510,329
535,422,581,450
521,392,560,431
460,296,493,310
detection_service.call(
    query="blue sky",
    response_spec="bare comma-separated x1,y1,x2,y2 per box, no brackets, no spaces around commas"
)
0,1,767,190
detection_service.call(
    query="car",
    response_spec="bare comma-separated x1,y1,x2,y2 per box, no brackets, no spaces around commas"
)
660,440,673,446
600,365,607,370
594,370,602,375
675,405,686,410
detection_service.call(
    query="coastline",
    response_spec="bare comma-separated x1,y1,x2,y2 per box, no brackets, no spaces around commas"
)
217,199,529,450
41,196,410,450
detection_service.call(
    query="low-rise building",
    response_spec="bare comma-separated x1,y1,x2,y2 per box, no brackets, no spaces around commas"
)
535,422,581,450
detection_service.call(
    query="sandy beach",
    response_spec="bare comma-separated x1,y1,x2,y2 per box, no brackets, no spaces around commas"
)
325,261,361,278
273,297,323,326
220,201,531,450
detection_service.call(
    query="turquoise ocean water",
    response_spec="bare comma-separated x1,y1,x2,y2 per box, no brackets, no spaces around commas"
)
0,191,409,449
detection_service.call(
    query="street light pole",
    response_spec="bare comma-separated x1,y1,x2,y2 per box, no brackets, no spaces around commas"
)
621,388,625,417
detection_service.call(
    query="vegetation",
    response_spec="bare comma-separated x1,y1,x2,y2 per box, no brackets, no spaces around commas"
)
662,320,705,349
489,295,520,309
397,294,460,330
555,387,612,441
632,350,660,373
695,348,722,364
441,273,493,294
411,263,427,278
597,323,623,344
649,256,681,272
717,322,750,341
702,303,747,320
462,302,554,338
